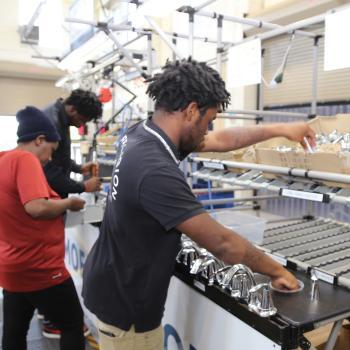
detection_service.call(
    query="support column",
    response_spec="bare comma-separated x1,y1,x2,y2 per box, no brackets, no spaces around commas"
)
188,11,194,57
311,36,321,116
216,15,223,74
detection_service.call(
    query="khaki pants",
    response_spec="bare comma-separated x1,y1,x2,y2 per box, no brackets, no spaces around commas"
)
97,319,163,350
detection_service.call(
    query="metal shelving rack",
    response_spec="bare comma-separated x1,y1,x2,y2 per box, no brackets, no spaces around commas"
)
189,155,350,288
189,156,350,206
187,154,350,350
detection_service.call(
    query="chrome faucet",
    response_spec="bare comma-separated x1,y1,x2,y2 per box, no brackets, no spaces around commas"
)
248,283,277,317
176,240,201,268
218,264,256,300
177,238,278,318
190,253,226,286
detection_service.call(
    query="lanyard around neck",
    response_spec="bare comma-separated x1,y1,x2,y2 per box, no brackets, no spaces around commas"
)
143,121,180,165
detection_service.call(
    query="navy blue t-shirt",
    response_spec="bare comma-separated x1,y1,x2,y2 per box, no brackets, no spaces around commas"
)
82,119,205,332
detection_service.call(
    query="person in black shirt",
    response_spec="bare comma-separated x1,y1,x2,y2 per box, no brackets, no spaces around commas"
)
41,89,102,338
43,89,103,199
82,58,316,350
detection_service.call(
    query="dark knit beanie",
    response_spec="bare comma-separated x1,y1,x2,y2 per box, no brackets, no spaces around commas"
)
16,106,61,143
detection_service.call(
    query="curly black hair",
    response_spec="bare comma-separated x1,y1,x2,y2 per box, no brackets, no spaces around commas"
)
146,58,230,114
64,89,103,121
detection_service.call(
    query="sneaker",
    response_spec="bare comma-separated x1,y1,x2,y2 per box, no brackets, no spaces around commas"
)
42,321,91,339
42,321,61,339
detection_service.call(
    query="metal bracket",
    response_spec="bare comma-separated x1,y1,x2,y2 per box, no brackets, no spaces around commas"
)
177,6,196,15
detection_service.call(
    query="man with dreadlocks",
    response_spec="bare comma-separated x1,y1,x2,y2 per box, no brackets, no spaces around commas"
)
82,59,316,350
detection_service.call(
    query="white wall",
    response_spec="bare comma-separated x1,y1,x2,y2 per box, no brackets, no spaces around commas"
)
0,0,65,115
0,76,65,115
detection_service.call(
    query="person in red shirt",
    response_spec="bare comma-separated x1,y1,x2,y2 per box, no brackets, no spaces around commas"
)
0,106,86,350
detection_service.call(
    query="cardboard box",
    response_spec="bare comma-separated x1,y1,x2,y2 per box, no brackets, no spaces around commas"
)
198,146,256,164
255,114,350,187
309,113,350,134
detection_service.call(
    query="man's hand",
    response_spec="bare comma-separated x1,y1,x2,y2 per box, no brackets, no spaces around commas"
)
68,197,86,211
279,122,316,150
81,162,99,177
84,177,102,192
270,267,299,291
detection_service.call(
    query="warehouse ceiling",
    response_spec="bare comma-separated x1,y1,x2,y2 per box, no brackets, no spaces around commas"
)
0,0,347,81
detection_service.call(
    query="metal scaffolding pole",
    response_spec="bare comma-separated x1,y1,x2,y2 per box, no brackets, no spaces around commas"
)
324,320,343,350
111,85,116,119
258,49,265,111
172,36,177,61
145,16,185,59
102,28,148,78
79,34,146,79
22,0,47,42
67,17,229,45
226,6,350,49
65,18,148,77
65,18,147,34
222,109,309,118
192,187,251,194
164,30,232,45
190,156,350,185
95,33,145,63
200,195,280,206
188,11,194,57
216,15,223,74
68,14,235,45
311,36,321,116
194,10,316,39
217,114,262,121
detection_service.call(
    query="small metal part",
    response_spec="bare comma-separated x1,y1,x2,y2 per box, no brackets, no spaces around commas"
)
218,264,256,300
176,240,201,268
304,137,314,153
190,253,225,286
310,268,320,301
248,283,277,317
276,145,293,152
273,131,350,154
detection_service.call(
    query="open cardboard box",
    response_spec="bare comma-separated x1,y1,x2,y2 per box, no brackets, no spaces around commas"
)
198,146,256,163
255,114,350,188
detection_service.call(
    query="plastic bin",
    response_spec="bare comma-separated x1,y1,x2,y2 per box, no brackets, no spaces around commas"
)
210,210,266,244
